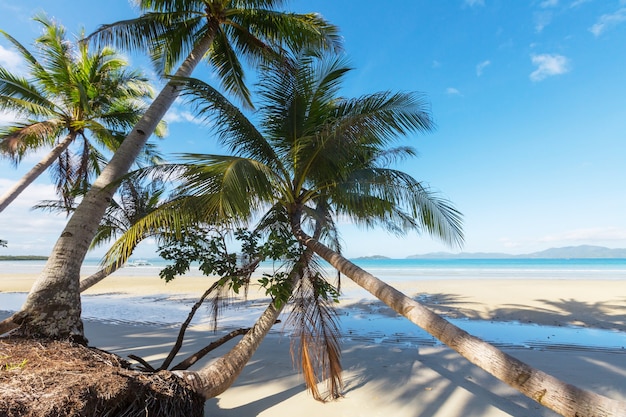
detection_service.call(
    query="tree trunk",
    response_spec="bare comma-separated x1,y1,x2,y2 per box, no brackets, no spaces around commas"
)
78,263,122,292
0,132,76,213
14,36,214,341
294,228,626,417
173,248,314,399
0,263,122,337
173,299,283,399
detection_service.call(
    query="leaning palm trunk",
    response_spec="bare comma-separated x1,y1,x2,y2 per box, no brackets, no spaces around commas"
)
174,299,283,399
0,132,76,213
173,249,312,398
294,228,626,417
14,36,213,341
78,262,123,292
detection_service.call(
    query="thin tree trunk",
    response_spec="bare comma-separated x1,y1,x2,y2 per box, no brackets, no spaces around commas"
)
78,262,123,292
0,133,76,213
13,36,213,341
293,226,626,417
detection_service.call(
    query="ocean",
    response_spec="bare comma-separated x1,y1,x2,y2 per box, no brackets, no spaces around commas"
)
2,257,626,350
3,257,626,280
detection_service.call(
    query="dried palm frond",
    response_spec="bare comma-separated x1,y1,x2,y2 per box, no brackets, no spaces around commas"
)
288,265,343,401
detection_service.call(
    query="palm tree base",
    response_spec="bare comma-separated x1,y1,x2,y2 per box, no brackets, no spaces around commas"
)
0,338,205,417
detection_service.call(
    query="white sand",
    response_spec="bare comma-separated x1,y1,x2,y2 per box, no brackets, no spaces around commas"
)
84,320,626,417
3,273,626,416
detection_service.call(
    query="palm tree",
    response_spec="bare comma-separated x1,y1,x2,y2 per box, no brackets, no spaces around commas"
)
0,15,160,213
109,53,626,415
13,1,341,341
32,178,167,291
99,51,454,398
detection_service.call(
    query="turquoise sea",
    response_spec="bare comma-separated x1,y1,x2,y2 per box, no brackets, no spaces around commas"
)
2,257,626,351
346,257,626,280
2,257,626,280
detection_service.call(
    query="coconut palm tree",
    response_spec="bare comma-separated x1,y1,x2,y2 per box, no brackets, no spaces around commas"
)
13,1,341,341
32,178,167,291
97,51,456,399
0,15,160,213
107,53,626,415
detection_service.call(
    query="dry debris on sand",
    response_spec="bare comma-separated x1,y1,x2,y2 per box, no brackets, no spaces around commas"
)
0,338,204,417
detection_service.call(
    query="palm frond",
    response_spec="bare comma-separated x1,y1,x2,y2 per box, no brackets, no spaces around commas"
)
101,197,199,270
174,76,280,169
88,10,206,73
0,69,58,117
288,265,343,401
229,9,342,56
209,28,252,108
175,154,277,221
0,121,63,161
333,167,464,247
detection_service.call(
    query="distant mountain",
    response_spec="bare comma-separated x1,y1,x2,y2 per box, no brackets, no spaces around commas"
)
353,255,391,260
522,245,626,259
406,252,510,259
406,245,626,259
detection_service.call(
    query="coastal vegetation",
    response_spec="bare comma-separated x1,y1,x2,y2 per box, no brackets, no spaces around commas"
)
0,2,625,417
0,255,47,261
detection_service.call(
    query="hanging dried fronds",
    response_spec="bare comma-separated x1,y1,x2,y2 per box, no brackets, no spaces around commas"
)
288,269,343,401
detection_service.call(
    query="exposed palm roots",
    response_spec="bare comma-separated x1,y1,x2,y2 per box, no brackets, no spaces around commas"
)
0,338,204,417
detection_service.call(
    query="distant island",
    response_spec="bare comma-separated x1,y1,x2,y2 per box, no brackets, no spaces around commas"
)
353,255,391,260
0,255,48,261
406,245,626,259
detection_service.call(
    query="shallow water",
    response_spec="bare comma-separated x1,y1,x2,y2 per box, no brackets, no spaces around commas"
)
1,292,624,352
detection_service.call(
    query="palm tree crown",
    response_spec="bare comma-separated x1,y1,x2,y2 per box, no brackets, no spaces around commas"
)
176,52,463,244
89,0,342,108
107,52,463,399
0,14,160,210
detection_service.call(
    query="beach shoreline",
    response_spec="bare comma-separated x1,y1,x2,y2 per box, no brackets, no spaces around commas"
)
3,272,626,329
2,271,626,416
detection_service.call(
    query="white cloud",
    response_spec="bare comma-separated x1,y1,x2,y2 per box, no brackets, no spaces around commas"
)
589,7,626,37
534,11,553,32
540,0,559,7
445,87,462,96
529,53,571,81
163,108,203,125
0,45,24,73
476,60,491,76
570,0,592,8
0,180,67,255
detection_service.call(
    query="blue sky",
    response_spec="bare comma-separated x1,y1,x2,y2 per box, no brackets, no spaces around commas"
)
0,0,625,258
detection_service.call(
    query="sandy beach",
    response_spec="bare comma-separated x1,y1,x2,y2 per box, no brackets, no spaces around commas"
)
2,271,626,416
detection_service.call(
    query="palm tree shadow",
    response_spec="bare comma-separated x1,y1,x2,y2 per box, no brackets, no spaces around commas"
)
204,384,303,416
340,345,545,417
491,298,626,331
412,293,484,320
204,342,545,417
343,293,482,320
